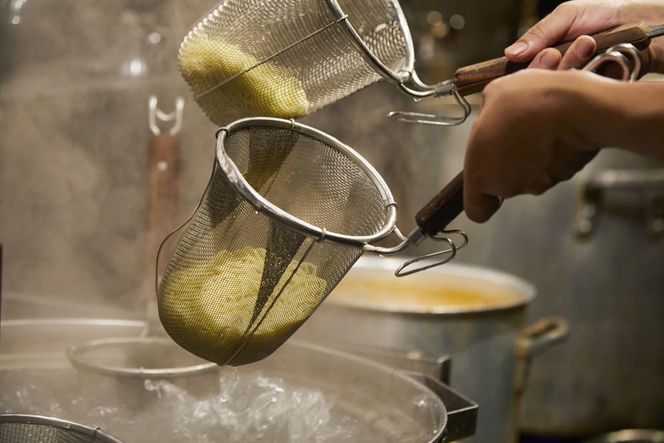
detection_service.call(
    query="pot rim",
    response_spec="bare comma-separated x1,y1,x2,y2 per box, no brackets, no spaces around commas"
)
0,326,449,443
275,340,448,443
66,337,219,379
326,257,536,316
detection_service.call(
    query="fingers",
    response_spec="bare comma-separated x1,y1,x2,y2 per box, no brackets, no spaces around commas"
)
528,48,562,69
528,36,597,71
505,3,580,62
559,35,597,70
463,188,503,224
463,106,509,224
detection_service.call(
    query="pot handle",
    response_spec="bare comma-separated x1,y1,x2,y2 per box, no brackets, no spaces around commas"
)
405,372,479,442
515,317,569,396
517,317,569,359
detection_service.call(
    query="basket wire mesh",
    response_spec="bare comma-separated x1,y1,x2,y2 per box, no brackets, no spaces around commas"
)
157,118,396,366
178,0,413,125
0,414,122,443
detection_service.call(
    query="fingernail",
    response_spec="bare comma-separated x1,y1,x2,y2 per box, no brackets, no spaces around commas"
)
539,50,561,69
506,41,529,56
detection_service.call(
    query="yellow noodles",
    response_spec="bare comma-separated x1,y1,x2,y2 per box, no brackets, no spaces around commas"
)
179,37,310,124
159,247,326,365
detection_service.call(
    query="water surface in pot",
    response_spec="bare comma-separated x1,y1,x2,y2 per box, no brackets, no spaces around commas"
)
1,366,363,442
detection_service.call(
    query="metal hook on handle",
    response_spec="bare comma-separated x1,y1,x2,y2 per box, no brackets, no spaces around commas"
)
365,172,468,276
395,228,469,277
149,96,185,136
388,89,472,126
385,69,472,126
389,42,642,127
582,43,643,82
398,172,467,275
395,237,457,277
433,228,469,248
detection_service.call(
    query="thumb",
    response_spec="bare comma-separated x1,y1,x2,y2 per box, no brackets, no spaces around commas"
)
464,188,503,224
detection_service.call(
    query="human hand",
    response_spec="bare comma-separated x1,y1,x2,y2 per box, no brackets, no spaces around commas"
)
463,69,606,223
505,0,664,73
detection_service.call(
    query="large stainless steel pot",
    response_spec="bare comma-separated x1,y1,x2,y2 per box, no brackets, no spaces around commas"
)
299,258,568,443
0,318,476,443
436,113,664,435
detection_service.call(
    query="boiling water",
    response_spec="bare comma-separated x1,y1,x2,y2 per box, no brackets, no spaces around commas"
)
0,368,379,443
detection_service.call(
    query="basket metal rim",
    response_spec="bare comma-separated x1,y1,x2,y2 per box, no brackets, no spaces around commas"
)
67,337,219,379
324,0,416,84
216,117,398,248
0,414,123,443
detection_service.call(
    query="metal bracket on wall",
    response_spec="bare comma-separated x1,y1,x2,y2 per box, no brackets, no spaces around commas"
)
574,169,664,241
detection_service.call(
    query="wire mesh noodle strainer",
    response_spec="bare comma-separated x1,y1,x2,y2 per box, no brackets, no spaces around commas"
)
180,7,662,127
0,415,123,443
157,117,467,366
178,0,470,126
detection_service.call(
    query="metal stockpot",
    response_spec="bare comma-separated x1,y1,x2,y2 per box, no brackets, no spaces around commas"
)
447,142,664,435
1,318,478,443
299,257,568,443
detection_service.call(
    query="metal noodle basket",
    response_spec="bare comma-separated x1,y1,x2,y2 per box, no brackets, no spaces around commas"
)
157,117,467,366
0,414,122,443
67,337,220,409
178,0,469,125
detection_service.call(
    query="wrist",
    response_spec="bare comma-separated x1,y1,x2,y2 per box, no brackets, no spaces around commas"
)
563,72,664,157
551,71,616,152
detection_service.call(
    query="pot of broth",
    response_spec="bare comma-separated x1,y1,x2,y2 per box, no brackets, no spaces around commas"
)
298,257,568,443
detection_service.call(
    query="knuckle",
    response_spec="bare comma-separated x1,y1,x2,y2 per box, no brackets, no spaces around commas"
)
555,2,576,16
529,185,548,196
527,25,549,43
499,185,520,199
483,77,509,99
528,174,555,196
482,80,499,97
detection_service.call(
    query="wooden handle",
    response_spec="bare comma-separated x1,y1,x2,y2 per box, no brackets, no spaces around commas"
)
416,171,464,236
146,134,180,256
454,24,652,96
